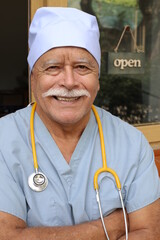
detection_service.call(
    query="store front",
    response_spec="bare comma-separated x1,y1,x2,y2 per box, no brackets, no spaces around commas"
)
30,0,160,173
1,0,160,172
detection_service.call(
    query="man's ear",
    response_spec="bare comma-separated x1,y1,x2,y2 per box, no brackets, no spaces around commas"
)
30,72,36,102
98,81,100,91
30,72,34,90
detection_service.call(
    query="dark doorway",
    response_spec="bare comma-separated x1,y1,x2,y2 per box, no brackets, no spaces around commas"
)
0,1,28,117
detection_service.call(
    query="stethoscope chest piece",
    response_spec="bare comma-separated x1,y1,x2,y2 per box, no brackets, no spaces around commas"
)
28,172,48,192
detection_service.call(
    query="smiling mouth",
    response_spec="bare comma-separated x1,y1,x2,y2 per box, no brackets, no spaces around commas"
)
54,96,80,102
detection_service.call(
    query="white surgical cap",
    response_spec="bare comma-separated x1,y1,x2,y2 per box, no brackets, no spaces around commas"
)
27,7,101,72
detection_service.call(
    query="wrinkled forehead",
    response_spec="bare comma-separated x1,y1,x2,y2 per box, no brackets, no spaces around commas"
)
33,46,99,69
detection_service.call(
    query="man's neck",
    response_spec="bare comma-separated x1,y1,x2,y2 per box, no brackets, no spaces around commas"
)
36,109,91,163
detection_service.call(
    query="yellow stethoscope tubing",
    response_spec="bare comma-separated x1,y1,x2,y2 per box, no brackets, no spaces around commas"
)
30,102,38,171
30,103,121,189
92,105,128,240
92,105,121,190
30,103,127,239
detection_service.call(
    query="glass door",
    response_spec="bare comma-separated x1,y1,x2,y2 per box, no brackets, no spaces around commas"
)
68,0,160,149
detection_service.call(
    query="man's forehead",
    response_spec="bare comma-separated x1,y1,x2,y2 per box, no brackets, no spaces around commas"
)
38,47,97,64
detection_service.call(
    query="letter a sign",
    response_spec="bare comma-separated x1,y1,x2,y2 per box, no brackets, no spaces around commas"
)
107,52,145,74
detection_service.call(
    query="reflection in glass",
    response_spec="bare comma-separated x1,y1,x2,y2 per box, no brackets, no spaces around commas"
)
68,0,160,125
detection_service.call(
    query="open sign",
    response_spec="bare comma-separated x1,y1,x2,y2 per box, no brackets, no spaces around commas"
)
107,52,145,74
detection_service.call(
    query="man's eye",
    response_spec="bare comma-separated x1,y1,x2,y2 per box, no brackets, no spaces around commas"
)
46,66,59,70
42,65,61,76
75,64,91,75
77,65,88,70
44,66,60,75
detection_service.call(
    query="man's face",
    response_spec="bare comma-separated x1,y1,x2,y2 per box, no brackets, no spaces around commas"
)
31,47,100,127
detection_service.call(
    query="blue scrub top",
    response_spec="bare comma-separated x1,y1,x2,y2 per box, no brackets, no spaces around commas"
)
0,105,159,227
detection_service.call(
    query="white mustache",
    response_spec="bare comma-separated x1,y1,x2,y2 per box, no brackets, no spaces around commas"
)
42,88,91,98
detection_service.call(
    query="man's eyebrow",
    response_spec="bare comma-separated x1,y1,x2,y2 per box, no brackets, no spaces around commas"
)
41,59,59,67
40,57,95,67
74,58,94,65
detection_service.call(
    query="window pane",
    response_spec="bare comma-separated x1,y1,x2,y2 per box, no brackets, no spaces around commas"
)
68,0,160,125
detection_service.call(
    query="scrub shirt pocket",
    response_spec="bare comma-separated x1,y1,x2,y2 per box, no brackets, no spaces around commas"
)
27,190,73,227
27,194,57,226
92,174,125,220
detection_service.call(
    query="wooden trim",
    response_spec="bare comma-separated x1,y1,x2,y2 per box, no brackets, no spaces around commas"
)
46,0,67,6
43,0,48,6
136,124,160,149
30,0,67,21
154,149,160,176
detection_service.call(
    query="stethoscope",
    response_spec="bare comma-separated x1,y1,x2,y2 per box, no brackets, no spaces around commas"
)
28,102,128,240
28,102,48,191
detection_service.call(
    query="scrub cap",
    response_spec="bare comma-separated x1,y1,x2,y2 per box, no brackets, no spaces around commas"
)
27,7,101,72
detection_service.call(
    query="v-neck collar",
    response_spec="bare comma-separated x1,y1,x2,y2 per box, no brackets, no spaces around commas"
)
33,110,96,182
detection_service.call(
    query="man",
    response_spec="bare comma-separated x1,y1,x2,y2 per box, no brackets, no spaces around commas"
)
0,7,159,240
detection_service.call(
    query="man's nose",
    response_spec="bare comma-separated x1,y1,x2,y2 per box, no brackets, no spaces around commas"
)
61,66,78,90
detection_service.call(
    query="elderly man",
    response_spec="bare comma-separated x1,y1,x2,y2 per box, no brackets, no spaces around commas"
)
0,7,159,240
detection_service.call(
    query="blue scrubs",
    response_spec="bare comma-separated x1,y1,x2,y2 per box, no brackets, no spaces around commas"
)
0,105,159,227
